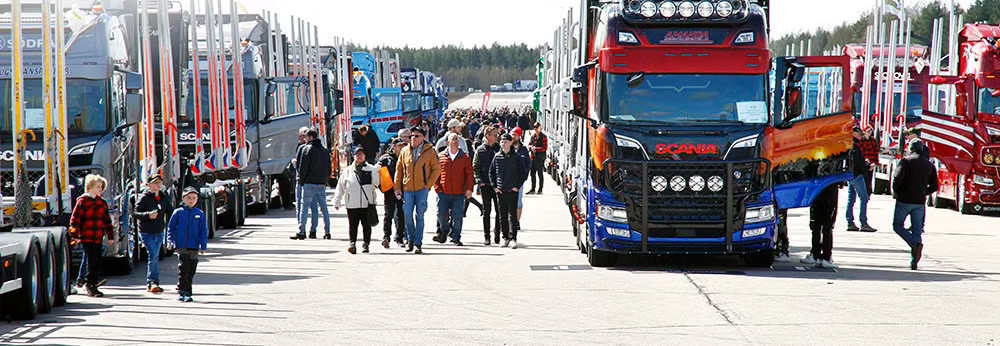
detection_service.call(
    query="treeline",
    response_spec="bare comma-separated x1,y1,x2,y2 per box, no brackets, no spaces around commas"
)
770,0,1000,56
378,43,542,90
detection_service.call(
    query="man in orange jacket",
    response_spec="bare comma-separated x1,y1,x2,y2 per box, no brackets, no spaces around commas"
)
395,127,442,254
433,133,476,246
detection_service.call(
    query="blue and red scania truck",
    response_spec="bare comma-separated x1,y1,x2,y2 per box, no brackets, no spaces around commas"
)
546,0,856,267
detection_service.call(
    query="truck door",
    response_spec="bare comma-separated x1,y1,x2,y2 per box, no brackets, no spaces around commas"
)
766,56,855,209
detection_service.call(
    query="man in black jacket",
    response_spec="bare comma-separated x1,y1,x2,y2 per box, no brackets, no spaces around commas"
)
134,173,171,293
379,138,406,247
490,134,526,249
355,125,381,165
892,139,938,270
291,129,332,240
473,125,501,245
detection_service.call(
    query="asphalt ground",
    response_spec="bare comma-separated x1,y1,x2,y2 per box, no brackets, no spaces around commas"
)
1,180,999,345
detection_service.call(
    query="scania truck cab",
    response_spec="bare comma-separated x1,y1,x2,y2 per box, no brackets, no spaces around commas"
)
351,52,401,143
921,23,1000,214
566,0,853,267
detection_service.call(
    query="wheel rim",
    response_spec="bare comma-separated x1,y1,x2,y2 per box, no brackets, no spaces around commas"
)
61,246,69,292
30,253,38,306
47,249,54,300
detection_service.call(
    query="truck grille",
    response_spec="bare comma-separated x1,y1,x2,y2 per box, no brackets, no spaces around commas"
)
605,159,769,234
1,168,101,197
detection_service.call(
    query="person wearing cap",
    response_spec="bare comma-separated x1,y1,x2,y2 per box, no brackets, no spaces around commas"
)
395,126,441,254
436,118,469,153
846,126,877,232
334,147,381,254
902,128,929,157
379,138,407,248
490,133,527,248
134,173,173,293
167,187,208,302
291,128,332,240
527,122,548,195
510,127,531,222
892,139,938,270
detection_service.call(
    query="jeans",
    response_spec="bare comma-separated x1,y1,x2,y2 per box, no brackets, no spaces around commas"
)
298,184,330,235
296,184,320,231
347,208,372,245
383,192,405,241
139,232,163,285
437,193,466,242
892,202,925,247
76,251,88,284
402,188,429,246
498,190,520,241
81,242,102,288
176,248,199,295
846,174,870,225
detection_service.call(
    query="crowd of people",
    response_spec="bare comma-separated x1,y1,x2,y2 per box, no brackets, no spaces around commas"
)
775,126,937,271
293,106,548,254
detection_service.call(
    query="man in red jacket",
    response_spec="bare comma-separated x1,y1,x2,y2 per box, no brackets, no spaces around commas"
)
433,133,476,246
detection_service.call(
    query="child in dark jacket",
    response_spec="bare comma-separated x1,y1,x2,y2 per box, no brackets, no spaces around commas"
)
167,187,209,302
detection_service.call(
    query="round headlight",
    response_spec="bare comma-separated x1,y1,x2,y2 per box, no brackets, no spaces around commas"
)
708,175,724,192
716,1,733,17
689,175,706,191
670,176,686,192
626,0,642,12
659,1,677,17
985,154,995,165
678,1,695,17
697,1,714,17
640,1,657,17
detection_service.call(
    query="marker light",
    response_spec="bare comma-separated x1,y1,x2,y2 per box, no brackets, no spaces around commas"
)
697,1,714,17
640,1,657,17
678,2,696,17
659,1,677,17
984,153,995,165
734,32,755,44
618,31,639,44
716,1,733,16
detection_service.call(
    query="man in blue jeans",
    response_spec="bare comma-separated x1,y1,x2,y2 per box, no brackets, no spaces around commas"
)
891,139,938,270
134,173,172,293
394,127,441,254
846,127,877,232
290,128,332,240
433,133,475,246
294,127,321,237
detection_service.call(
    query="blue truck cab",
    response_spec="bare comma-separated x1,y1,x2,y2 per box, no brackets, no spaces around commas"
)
351,52,401,143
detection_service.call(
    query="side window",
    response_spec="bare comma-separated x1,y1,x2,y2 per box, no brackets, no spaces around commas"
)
377,93,400,113
111,74,123,125
791,66,845,121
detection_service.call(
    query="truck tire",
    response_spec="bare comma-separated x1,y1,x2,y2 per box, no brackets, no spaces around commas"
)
53,230,72,307
208,193,217,239
586,244,617,267
38,239,56,313
111,231,136,275
237,184,247,226
249,174,269,215
744,249,775,267
220,189,238,229
8,242,42,320
930,191,948,209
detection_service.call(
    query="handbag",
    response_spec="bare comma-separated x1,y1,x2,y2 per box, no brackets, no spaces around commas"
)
357,170,380,226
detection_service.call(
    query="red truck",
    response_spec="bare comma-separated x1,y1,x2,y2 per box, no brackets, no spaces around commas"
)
920,24,1000,214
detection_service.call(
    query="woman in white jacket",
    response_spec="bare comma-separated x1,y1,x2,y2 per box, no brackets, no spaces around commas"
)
334,147,381,254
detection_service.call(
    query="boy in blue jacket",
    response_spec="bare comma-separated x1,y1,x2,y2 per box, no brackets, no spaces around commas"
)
167,187,208,302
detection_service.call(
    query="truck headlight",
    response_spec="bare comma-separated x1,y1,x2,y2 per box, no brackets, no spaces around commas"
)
606,227,631,238
597,203,628,224
697,1,714,17
659,1,676,17
742,227,766,238
986,127,1000,137
69,144,95,156
974,175,995,186
745,205,775,224
716,1,733,17
639,1,657,17
678,1,695,17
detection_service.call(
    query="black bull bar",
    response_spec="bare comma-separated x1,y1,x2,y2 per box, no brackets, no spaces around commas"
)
603,158,771,253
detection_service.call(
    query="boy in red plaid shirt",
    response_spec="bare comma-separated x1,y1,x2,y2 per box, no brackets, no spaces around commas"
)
69,175,114,297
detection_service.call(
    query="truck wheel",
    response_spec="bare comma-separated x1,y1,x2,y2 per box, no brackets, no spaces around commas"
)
586,245,617,267
54,231,71,306
576,222,587,254
220,189,238,229
930,191,947,209
8,243,42,320
237,184,247,226
38,240,56,313
250,175,270,215
208,193,217,239
112,231,136,275
744,249,775,268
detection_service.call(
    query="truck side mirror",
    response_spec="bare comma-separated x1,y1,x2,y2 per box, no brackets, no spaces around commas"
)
125,94,142,126
572,60,597,85
264,94,275,119
124,71,143,92
783,86,803,122
787,63,805,83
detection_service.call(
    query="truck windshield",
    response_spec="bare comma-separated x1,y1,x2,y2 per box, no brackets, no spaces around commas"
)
603,73,768,124
185,79,256,123
854,91,923,121
979,88,1000,116
0,79,109,135
421,95,435,111
402,92,420,113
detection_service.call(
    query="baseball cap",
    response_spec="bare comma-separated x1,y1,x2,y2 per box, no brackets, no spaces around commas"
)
398,128,411,138
354,146,365,154
447,119,463,128
148,173,163,183
182,186,199,197
500,134,513,141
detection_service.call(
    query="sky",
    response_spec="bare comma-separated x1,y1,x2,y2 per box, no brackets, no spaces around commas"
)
234,0,978,48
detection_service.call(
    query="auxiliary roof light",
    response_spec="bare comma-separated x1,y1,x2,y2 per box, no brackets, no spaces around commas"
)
697,1,714,17
716,1,733,17
640,1,657,18
659,1,677,17
678,1,696,18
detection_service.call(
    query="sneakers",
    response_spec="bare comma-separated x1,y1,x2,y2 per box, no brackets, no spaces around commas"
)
526,189,536,195
774,253,791,262
846,222,859,232
432,234,446,244
501,240,510,248
289,233,305,240
454,241,464,247
406,242,414,252
484,235,491,246
815,259,839,269
494,233,501,244
308,232,317,239
395,238,405,247
147,284,164,293
362,244,370,253
178,295,186,302
800,253,815,264
859,224,877,232
511,241,518,249
910,243,923,270
348,243,357,255
381,238,390,249
323,234,332,240
184,295,194,302
414,246,423,254
86,287,104,297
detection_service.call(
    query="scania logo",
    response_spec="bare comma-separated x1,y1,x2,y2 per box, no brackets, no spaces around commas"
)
0,150,44,161
655,144,719,155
